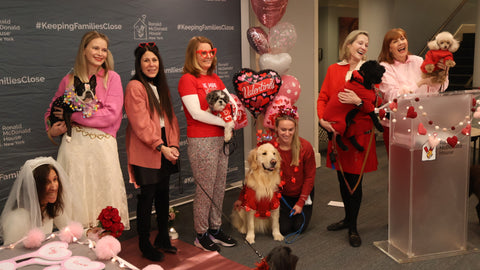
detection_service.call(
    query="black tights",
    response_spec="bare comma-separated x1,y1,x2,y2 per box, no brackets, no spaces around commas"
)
336,171,363,232
134,165,171,246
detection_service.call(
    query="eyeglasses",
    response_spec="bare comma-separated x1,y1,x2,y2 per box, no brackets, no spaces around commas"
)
196,48,217,58
138,42,156,48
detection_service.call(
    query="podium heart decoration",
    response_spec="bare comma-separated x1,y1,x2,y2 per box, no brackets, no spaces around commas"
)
250,0,289,28
428,134,440,148
446,136,458,148
379,108,386,120
247,27,269,55
388,101,397,111
406,106,417,118
233,68,281,118
417,123,427,135
62,256,105,270
462,124,471,135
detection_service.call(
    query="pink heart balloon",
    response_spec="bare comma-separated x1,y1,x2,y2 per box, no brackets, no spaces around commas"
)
230,94,249,129
278,75,301,104
263,95,292,129
250,0,289,28
269,22,297,54
247,27,270,54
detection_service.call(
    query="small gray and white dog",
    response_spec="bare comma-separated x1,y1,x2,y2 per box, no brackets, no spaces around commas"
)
206,90,234,142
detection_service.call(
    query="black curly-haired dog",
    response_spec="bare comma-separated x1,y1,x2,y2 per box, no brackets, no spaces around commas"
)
322,60,385,162
48,75,96,144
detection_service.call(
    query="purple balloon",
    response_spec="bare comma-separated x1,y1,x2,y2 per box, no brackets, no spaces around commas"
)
247,27,270,54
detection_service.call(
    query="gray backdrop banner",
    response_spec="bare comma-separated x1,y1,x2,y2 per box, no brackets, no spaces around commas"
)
0,0,244,216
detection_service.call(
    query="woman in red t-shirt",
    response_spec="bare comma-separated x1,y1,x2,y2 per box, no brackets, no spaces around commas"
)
178,36,237,252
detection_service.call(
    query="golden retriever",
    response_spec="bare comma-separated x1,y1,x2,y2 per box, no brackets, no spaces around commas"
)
231,142,284,244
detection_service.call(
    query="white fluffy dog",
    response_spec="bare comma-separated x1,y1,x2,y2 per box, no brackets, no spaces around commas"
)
206,90,235,142
421,31,460,84
231,143,284,244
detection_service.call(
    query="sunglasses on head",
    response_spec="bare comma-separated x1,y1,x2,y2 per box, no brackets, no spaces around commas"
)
196,48,217,58
138,42,156,48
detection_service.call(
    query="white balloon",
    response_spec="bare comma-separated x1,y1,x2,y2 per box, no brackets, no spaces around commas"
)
259,53,292,76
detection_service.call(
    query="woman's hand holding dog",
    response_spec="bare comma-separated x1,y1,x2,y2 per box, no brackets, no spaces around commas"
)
338,89,362,106
48,121,67,137
160,145,180,163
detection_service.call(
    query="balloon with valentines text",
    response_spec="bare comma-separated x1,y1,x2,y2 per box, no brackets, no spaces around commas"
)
250,0,289,28
230,94,249,129
247,27,270,55
269,22,297,54
233,68,282,118
279,75,301,104
263,95,293,129
259,53,292,76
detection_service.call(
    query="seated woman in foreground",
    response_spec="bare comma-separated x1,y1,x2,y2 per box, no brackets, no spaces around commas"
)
0,157,80,245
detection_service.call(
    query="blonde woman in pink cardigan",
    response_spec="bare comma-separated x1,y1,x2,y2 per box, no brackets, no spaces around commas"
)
45,31,129,231
125,42,180,261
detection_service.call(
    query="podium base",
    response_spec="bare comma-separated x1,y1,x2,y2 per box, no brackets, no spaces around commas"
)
373,240,479,263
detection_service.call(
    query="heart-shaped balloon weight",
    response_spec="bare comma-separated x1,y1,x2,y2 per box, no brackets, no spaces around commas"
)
62,256,105,270
233,68,282,118
250,0,289,28
247,27,269,55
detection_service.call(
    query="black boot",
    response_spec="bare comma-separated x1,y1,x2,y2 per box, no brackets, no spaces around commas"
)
137,193,164,261
139,234,164,261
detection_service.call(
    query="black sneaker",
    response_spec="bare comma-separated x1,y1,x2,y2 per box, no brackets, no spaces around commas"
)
194,232,221,252
208,228,237,247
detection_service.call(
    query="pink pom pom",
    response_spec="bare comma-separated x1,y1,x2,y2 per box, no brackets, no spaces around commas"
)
23,228,45,248
143,265,164,270
59,222,83,243
94,235,121,260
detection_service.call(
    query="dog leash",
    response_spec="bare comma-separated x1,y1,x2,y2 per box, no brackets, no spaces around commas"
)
193,176,264,259
280,196,305,244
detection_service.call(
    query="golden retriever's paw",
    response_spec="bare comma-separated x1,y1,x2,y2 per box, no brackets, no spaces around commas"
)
246,233,255,244
273,232,284,241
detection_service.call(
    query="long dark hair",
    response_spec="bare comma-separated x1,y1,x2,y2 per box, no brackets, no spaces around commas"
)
33,164,64,219
132,43,174,123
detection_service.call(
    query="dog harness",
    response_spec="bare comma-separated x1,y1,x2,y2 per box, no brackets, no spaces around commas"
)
213,103,233,122
240,185,281,218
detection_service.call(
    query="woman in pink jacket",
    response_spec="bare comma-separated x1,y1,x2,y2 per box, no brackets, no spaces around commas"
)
125,42,180,261
45,31,129,230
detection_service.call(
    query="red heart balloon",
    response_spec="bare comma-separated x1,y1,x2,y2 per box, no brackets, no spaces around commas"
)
250,0,288,28
406,106,417,118
247,27,269,54
447,136,458,148
233,68,282,118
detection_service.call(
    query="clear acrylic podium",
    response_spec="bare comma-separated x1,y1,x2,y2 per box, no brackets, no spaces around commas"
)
374,91,479,263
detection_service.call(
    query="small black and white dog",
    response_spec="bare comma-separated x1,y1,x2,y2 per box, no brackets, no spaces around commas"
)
49,75,97,143
206,90,234,142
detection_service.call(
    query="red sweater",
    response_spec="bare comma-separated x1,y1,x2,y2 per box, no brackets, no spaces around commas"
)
278,138,316,208
421,49,454,73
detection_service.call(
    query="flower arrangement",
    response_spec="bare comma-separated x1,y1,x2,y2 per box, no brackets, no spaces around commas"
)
96,206,124,238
